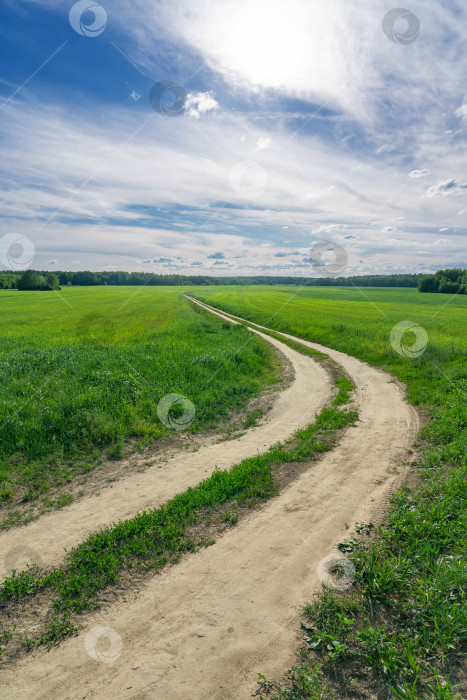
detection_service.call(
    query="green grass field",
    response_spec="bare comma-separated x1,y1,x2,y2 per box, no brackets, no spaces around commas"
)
1,284,466,697
0,287,278,504
191,285,467,699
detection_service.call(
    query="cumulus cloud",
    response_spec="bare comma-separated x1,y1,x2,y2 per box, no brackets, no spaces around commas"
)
256,137,271,151
184,91,219,119
424,179,467,198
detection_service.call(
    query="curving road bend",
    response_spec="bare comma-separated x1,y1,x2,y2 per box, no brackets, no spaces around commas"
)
0,299,419,700
0,306,331,579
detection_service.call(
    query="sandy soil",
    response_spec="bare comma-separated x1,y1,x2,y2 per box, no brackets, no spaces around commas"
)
0,314,331,579
0,300,420,700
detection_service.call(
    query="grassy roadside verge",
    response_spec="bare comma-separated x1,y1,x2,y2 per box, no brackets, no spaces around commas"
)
190,293,466,700
0,361,357,661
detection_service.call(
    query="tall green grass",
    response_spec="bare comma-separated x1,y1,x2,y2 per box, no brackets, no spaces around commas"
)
0,287,278,501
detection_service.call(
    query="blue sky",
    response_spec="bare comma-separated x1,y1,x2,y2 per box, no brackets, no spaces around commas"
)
0,0,466,276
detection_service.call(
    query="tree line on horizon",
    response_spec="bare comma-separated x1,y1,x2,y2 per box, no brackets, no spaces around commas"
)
418,268,467,294
0,269,427,290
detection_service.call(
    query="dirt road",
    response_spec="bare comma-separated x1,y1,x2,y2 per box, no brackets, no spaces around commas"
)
0,299,419,700
0,314,331,578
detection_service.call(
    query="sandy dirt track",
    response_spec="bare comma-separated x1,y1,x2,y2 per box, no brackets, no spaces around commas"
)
0,300,420,700
0,315,331,579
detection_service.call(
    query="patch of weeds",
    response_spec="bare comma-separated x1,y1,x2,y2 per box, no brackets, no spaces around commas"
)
0,487,14,502
0,627,16,655
220,511,239,526
258,663,335,699
243,409,264,429
334,538,359,553
40,492,75,513
0,508,36,531
355,521,374,536
19,637,35,652
107,442,125,461
332,377,354,406
39,615,77,649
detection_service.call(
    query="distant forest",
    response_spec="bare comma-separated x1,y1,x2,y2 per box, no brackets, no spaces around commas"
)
418,269,467,294
0,270,424,290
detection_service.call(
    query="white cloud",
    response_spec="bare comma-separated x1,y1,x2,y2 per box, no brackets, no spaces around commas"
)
313,224,347,234
409,169,430,178
184,91,219,119
256,137,271,151
424,179,467,198
2,86,467,275
381,226,396,232
110,0,467,136
130,91,141,102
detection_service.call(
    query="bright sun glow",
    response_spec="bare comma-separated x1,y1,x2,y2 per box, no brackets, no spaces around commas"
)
170,0,373,116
